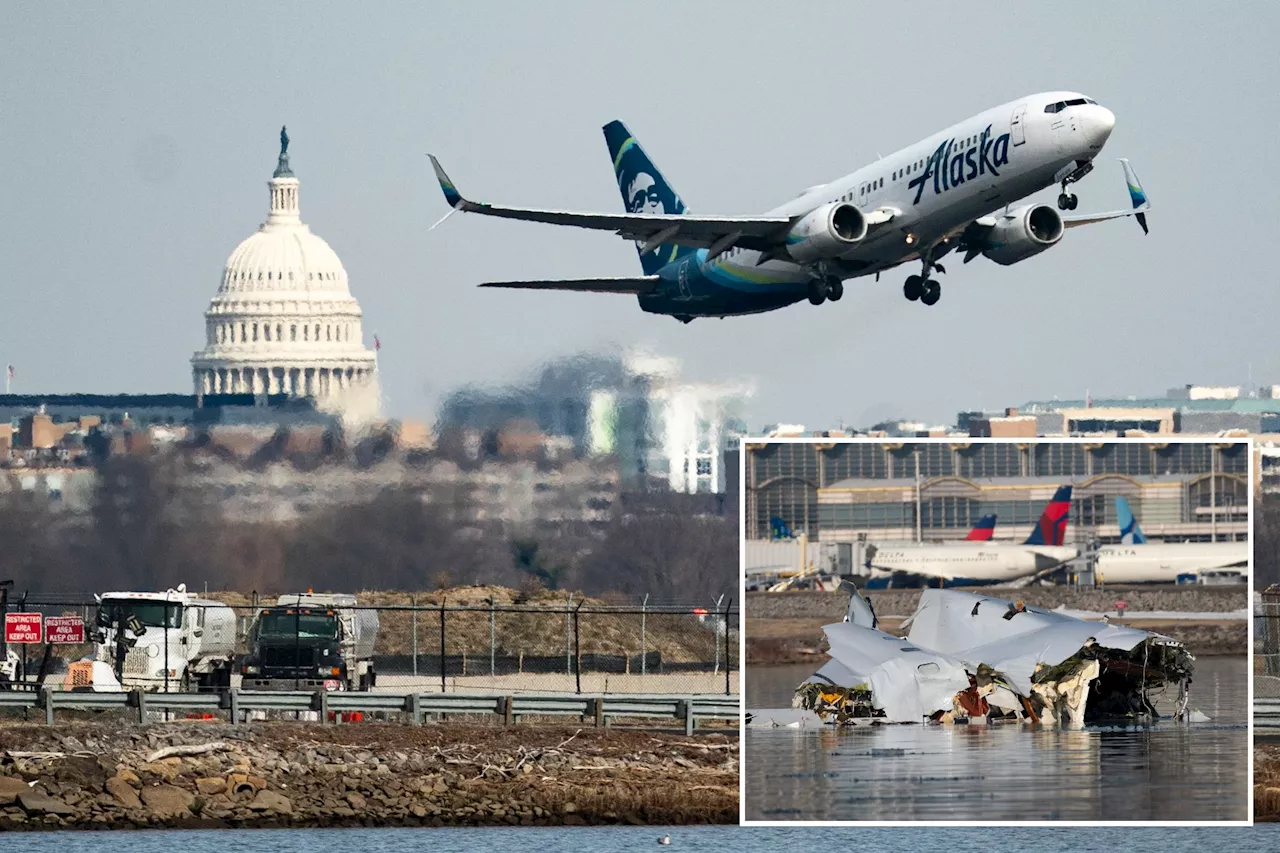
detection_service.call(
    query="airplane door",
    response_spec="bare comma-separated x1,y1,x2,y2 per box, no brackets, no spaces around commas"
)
1010,103,1027,146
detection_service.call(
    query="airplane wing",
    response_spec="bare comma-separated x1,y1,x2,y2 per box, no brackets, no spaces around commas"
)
1062,158,1151,234
477,276,660,295
429,155,794,251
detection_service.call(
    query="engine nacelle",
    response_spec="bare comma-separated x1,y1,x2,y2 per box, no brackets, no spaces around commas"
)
980,204,1065,266
784,202,867,263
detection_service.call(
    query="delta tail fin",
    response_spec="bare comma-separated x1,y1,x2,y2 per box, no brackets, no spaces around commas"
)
1023,485,1072,546
603,121,698,275
770,516,794,540
964,514,998,541
1116,496,1148,544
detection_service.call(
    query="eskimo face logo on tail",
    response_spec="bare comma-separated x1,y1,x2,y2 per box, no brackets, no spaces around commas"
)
908,124,1012,205
628,173,663,216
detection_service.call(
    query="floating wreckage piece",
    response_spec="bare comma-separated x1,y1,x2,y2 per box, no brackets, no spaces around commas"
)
793,582,1195,727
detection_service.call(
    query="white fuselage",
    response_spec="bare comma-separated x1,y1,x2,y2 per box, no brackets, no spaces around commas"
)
703,91,1115,288
1094,542,1249,583
869,544,1080,583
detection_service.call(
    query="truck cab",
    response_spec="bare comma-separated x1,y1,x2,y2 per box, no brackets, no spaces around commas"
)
240,594,378,691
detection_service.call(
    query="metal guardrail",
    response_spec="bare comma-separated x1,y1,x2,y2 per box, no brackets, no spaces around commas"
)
1256,699,1280,732
0,689,741,734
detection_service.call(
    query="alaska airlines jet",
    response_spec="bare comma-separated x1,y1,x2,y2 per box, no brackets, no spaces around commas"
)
863,486,1076,588
428,93,1150,322
1092,497,1248,583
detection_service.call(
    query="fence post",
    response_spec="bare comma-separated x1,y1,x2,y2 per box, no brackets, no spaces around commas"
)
228,687,240,724
573,600,584,694
317,689,329,724
565,594,573,677
42,687,54,725
489,598,496,678
641,593,648,678
723,597,734,696
712,594,723,677
411,595,418,678
408,691,422,726
439,598,447,694
135,688,147,725
681,698,694,735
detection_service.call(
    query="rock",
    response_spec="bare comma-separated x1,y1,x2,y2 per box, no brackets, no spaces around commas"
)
105,776,143,810
249,790,293,815
53,756,108,790
196,778,227,796
18,791,75,816
137,761,180,781
141,785,194,818
60,736,86,752
345,792,367,810
114,768,141,787
563,802,577,814
0,777,30,806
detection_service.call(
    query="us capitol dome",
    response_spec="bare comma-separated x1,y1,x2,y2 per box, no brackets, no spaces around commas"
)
191,127,378,413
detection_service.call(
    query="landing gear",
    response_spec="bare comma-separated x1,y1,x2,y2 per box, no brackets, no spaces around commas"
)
807,279,828,306
827,278,844,301
904,253,944,305
904,275,923,301
1057,160,1091,210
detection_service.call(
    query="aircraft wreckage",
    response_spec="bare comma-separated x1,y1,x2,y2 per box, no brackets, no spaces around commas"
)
792,583,1195,727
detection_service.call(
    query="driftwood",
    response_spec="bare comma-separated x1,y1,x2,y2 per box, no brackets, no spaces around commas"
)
145,741,231,763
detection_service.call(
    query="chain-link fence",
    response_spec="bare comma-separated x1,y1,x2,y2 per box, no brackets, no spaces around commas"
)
1259,589,1280,699
0,592,738,696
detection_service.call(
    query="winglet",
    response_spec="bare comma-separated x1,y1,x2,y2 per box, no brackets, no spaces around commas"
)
428,154,465,209
1119,158,1150,234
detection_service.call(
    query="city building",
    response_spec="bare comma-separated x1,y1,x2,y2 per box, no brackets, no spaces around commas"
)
190,127,378,417
744,440,1250,544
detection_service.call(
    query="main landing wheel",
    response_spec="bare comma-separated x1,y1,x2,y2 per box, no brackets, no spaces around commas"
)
1057,192,1078,211
903,275,923,301
920,279,941,306
807,280,828,306
827,279,844,301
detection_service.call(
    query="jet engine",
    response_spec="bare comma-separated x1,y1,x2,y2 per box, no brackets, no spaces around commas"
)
784,202,867,263
980,204,1065,266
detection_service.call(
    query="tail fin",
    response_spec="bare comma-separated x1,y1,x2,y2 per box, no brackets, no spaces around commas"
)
603,120,697,275
965,514,998,541
770,516,793,540
1120,158,1149,235
1023,486,1072,546
1116,496,1147,544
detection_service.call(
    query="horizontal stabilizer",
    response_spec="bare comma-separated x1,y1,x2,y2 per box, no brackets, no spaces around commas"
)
478,276,660,295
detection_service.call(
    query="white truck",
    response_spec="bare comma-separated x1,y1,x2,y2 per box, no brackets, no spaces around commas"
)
240,592,379,691
81,584,237,691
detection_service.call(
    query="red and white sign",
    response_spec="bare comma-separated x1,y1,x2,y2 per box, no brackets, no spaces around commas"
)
44,616,85,645
4,612,43,644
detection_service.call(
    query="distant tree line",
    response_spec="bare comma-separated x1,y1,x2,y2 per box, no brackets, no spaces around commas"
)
0,454,737,604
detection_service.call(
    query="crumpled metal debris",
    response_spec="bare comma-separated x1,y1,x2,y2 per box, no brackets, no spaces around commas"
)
793,583,1195,727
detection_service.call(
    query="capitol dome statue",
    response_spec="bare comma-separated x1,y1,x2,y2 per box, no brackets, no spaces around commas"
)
191,127,378,412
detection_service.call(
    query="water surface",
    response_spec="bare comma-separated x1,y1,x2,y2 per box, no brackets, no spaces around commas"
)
745,656,1249,822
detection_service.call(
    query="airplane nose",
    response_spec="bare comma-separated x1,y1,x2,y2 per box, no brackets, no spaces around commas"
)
1089,106,1116,145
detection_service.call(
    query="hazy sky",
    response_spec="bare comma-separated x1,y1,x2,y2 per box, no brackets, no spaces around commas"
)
3,2,1278,428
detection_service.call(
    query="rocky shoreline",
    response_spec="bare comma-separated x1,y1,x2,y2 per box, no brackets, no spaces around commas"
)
0,720,737,830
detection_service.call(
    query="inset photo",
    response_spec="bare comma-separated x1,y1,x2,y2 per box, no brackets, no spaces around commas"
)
742,438,1250,823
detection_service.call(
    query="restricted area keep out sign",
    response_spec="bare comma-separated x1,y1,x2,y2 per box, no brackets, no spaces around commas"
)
4,612,43,644
44,616,85,644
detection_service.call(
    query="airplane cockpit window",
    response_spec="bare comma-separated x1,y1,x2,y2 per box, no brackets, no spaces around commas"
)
1044,102,1064,113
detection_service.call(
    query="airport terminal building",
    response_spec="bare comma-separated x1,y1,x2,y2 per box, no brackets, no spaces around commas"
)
745,441,1249,545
